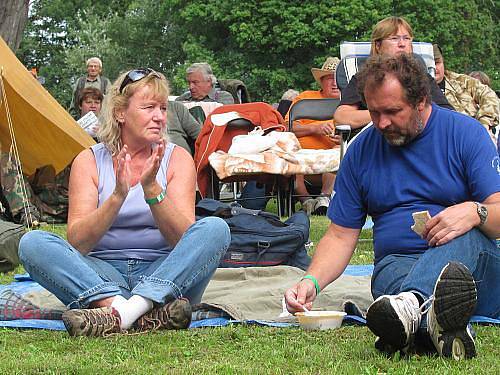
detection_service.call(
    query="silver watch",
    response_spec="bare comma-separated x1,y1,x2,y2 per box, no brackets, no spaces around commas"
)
473,202,488,226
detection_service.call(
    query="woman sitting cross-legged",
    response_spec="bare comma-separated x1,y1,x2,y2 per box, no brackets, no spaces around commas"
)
19,68,230,337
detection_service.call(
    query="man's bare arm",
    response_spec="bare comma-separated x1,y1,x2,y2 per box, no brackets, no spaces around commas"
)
285,223,360,313
334,104,372,128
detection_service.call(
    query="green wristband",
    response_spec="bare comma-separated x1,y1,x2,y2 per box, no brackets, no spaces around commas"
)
145,190,166,205
302,275,321,296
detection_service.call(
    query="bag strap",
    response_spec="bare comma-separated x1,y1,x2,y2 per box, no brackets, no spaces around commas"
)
230,206,260,216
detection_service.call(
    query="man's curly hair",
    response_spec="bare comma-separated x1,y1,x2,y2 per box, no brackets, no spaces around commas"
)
357,53,431,108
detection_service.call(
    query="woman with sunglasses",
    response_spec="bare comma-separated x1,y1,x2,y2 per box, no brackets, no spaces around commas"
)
19,69,231,337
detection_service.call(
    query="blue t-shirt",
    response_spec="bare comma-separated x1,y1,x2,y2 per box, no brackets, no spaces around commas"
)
328,104,500,264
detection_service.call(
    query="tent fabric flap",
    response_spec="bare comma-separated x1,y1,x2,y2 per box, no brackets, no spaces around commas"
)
0,36,95,175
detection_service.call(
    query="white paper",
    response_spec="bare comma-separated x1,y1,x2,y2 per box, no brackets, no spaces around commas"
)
77,111,99,130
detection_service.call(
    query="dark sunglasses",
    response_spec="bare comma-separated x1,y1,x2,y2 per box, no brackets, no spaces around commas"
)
119,68,161,93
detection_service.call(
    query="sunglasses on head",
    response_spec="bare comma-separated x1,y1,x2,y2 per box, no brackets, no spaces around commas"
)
119,68,161,93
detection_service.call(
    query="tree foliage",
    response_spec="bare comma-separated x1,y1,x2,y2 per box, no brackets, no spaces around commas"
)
17,0,499,107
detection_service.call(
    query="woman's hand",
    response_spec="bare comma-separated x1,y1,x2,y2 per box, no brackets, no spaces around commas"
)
114,145,132,199
140,140,165,192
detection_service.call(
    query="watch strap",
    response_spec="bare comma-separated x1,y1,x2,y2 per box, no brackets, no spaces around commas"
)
473,201,487,226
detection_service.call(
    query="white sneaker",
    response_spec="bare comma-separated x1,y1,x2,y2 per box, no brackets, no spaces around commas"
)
312,195,330,216
367,291,429,354
427,262,477,360
301,198,316,216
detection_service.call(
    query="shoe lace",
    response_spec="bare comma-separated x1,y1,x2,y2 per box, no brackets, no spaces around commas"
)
137,307,171,332
396,294,433,335
85,308,121,337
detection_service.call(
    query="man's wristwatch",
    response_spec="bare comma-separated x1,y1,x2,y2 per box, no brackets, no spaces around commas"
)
473,202,488,226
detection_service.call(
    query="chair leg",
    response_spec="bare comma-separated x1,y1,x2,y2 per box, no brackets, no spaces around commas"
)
209,169,220,200
288,177,295,215
276,182,282,218
232,182,238,201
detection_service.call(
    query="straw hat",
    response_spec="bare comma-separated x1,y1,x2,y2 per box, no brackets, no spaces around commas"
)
311,57,340,84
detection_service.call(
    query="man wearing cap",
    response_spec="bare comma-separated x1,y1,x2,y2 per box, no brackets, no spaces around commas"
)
284,57,341,215
433,44,499,141
69,57,111,118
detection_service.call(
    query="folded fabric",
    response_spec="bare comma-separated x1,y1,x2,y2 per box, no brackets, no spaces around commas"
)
211,130,340,178
209,148,340,179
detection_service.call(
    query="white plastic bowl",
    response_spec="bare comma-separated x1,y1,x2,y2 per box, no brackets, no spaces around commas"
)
295,311,346,330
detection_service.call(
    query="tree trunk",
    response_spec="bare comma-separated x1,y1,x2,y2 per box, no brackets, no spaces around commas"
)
0,0,29,52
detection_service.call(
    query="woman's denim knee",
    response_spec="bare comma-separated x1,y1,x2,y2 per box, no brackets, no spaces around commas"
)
198,216,231,249
19,230,56,264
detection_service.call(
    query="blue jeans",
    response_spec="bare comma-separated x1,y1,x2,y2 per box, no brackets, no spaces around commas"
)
19,217,230,309
371,229,499,319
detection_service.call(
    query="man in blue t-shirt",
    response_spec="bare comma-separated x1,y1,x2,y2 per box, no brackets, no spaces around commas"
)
285,54,500,360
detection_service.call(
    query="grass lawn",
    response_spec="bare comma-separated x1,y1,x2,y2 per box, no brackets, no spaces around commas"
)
0,209,499,374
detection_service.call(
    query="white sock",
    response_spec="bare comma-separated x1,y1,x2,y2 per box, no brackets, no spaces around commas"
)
111,295,154,330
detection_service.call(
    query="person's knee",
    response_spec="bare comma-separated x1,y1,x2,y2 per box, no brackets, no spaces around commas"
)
18,230,57,263
444,228,495,253
196,217,231,247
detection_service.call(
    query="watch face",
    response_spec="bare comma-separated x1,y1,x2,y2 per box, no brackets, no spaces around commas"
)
477,203,488,225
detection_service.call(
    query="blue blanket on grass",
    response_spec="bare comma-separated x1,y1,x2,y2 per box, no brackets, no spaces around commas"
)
0,265,497,331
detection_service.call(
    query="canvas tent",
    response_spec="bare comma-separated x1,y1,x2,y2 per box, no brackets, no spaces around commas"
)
0,36,95,176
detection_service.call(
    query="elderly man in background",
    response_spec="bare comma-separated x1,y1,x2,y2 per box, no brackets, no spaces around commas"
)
434,44,499,141
284,57,341,215
176,63,234,105
69,57,112,118
334,16,452,133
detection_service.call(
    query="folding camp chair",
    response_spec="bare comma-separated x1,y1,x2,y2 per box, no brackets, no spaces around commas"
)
208,117,289,216
286,98,342,214
195,102,289,216
336,41,436,92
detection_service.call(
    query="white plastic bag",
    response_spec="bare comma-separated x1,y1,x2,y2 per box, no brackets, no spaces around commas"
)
228,127,277,155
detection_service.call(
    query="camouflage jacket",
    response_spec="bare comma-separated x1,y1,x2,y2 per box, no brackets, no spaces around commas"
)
444,70,499,130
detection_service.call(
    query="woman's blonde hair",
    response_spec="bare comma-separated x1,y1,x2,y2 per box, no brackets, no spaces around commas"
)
98,69,170,155
370,16,414,56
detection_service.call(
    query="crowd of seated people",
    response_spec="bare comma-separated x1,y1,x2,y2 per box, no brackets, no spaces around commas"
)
2,17,498,358
3,15,499,229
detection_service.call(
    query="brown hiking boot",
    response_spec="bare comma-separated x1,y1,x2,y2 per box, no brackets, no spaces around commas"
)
135,298,192,332
62,307,122,337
